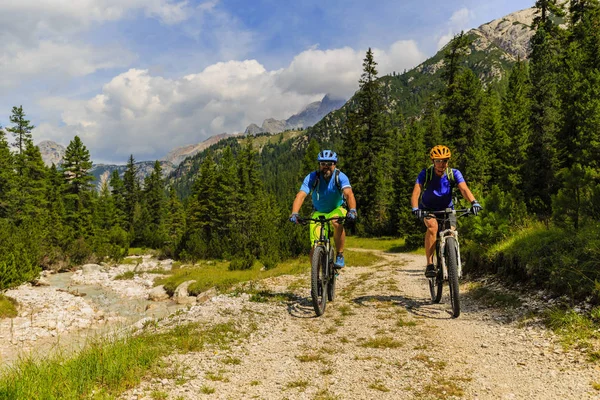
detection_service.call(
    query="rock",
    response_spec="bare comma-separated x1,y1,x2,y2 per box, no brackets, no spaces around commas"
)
173,280,197,304
148,285,170,301
81,264,102,275
33,277,51,286
196,287,218,304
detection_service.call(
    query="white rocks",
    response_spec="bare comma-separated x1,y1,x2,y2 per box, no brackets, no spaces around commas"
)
148,285,170,301
173,280,197,304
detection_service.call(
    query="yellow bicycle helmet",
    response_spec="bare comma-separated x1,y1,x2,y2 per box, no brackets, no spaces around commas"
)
430,145,451,160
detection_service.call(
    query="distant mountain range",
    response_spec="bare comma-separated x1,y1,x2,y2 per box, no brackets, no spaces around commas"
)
244,94,346,134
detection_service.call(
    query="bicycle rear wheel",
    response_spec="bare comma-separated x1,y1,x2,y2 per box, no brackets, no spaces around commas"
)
311,246,327,316
445,237,460,318
429,242,443,303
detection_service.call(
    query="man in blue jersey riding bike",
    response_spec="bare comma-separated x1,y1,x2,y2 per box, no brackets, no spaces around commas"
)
410,145,482,278
289,150,357,268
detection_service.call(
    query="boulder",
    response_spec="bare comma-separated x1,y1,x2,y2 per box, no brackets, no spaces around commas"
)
173,280,197,304
148,285,170,301
196,287,218,304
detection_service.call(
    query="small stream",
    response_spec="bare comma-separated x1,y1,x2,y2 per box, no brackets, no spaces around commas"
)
1,266,187,366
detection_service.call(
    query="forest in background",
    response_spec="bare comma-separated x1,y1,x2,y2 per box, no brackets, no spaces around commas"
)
1,0,599,301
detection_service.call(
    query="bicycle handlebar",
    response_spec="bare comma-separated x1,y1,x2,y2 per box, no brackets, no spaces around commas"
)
424,208,472,219
297,216,347,225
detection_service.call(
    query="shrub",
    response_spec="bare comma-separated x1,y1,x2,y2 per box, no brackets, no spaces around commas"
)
228,253,255,271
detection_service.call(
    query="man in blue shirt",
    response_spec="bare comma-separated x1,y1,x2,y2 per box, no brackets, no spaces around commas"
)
289,150,357,268
410,145,482,277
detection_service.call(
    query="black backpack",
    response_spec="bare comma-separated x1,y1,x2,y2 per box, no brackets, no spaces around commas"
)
311,169,343,194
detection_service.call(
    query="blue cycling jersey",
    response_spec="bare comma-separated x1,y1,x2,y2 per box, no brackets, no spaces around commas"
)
416,168,465,210
300,169,351,213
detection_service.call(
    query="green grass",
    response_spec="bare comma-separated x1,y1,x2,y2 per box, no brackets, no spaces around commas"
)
344,249,383,267
0,321,246,399
543,308,600,356
155,257,310,296
360,336,403,349
114,271,135,280
121,257,143,265
346,236,408,253
0,294,18,318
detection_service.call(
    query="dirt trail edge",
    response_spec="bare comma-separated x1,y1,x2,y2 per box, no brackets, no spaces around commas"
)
121,251,600,400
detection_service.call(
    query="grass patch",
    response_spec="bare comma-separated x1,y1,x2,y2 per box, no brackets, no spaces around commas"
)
0,294,18,318
346,236,407,253
467,283,522,308
344,249,383,268
296,353,326,363
0,321,246,399
543,307,600,355
155,257,310,296
314,389,341,400
122,256,143,264
422,376,468,399
286,379,309,390
114,271,135,280
221,356,241,365
247,289,296,303
368,379,390,392
412,354,447,370
360,336,403,349
337,305,355,316
200,385,215,394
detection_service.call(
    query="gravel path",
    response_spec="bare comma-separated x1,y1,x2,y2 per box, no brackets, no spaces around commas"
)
121,251,600,400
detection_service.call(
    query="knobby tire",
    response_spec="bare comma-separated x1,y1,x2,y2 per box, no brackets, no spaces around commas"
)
311,246,327,316
327,247,336,302
445,237,460,318
429,243,443,303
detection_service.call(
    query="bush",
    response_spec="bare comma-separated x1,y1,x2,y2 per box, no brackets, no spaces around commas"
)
228,253,255,271
67,238,93,265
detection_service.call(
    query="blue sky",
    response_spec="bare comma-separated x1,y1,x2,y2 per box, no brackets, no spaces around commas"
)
0,0,535,164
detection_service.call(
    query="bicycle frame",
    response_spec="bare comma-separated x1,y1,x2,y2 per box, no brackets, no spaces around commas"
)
426,208,470,280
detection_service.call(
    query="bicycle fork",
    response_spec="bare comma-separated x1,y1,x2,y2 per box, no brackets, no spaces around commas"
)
437,229,462,279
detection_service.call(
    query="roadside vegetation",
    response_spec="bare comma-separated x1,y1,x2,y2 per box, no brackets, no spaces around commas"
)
0,321,249,399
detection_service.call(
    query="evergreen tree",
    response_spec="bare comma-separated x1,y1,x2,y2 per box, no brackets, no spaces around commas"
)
6,106,34,176
343,48,394,235
140,161,166,248
0,127,14,219
109,170,127,231
62,136,94,237
500,60,531,192
123,155,140,233
164,187,186,257
526,0,565,219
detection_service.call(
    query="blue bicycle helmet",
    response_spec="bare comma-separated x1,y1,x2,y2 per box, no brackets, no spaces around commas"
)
317,150,338,163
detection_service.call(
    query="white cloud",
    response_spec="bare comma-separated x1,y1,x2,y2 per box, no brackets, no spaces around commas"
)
37,40,427,163
437,7,475,49
0,41,134,89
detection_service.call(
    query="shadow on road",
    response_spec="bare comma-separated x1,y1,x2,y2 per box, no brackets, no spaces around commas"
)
287,296,319,318
352,294,454,320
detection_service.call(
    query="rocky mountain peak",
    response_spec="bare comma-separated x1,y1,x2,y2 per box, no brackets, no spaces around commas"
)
37,140,66,167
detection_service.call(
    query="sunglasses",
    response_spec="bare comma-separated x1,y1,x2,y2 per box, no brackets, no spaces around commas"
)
319,162,334,167
433,159,449,164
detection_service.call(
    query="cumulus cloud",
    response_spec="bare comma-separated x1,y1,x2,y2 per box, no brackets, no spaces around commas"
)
0,41,134,89
437,7,475,49
38,40,427,163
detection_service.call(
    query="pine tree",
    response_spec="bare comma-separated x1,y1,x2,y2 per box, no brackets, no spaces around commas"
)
500,60,531,191
164,187,186,257
140,161,166,248
342,48,394,235
62,136,94,237
526,0,565,219
6,106,34,176
109,170,127,231
123,155,140,233
0,127,14,219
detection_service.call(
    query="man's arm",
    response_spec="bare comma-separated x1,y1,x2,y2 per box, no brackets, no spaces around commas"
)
291,191,308,214
457,182,476,203
342,187,357,210
411,183,422,209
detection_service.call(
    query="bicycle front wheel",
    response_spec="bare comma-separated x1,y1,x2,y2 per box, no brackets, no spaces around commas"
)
311,246,327,316
445,237,460,318
429,242,443,303
327,246,336,302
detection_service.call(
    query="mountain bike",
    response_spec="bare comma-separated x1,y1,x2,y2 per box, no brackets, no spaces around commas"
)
425,208,472,318
298,215,345,316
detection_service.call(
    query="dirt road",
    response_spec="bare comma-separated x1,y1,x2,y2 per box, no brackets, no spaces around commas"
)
121,251,600,399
